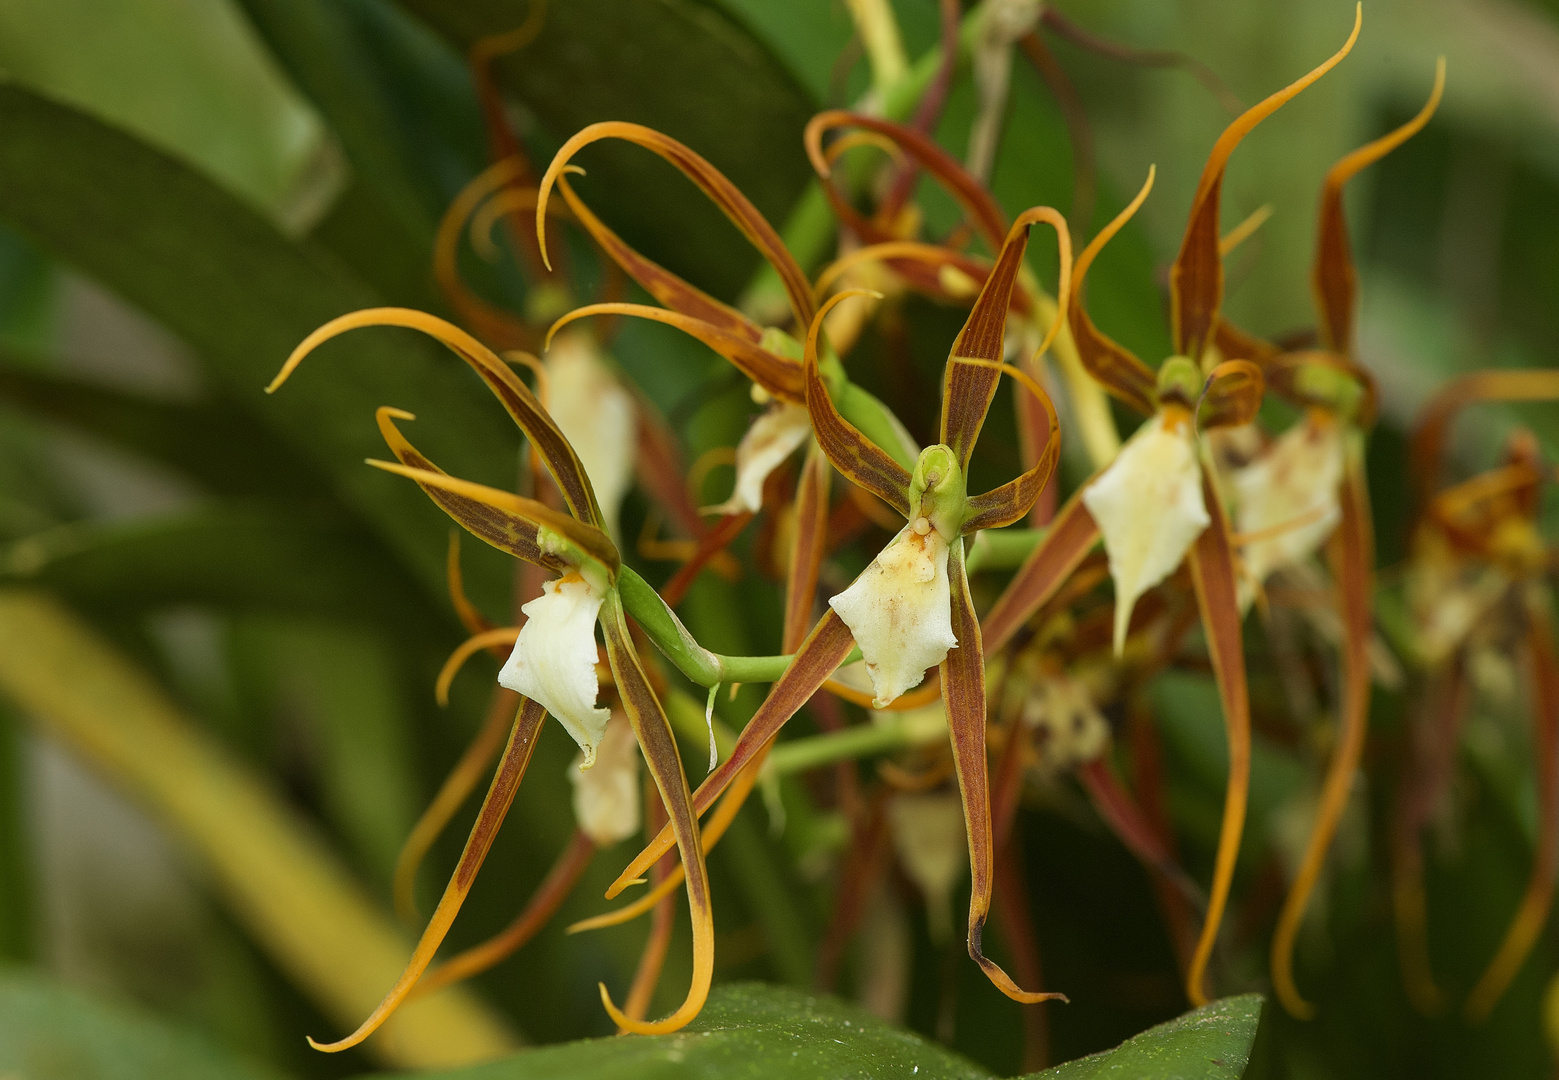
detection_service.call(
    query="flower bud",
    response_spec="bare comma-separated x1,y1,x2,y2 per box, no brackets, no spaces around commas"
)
886,791,968,944
703,402,811,516
499,573,612,767
1232,413,1344,596
569,714,641,846
546,332,635,542
830,523,959,707
1083,408,1210,655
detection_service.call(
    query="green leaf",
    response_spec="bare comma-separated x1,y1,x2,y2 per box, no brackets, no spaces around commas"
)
394,0,817,300
235,0,446,307
1022,995,1263,1080
392,982,993,1080
0,81,519,607
0,968,286,1080
0,504,447,639
0,0,340,233
0,359,325,500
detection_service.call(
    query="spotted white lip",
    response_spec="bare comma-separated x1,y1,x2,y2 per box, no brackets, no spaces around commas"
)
1233,414,1344,597
829,520,959,708
499,573,611,768
704,402,811,516
1083,409,1210,655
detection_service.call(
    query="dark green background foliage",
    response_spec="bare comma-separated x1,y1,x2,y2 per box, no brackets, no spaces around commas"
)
0,0,1553,1078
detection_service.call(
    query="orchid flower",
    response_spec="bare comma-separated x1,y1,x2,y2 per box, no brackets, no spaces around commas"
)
608,200,1075,1007
1391,374,1559,1023
1237,57,1446,1019
267,308,723,1043
979,8,1364,1006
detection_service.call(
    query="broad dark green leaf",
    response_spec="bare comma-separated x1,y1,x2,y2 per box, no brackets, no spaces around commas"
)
0,360,324,500
393,0,816,302
0,968,285,1080
389,982,993,1080
1023,995,1262,1080
235,0,445,308
0,504,444,637
0,81,518,608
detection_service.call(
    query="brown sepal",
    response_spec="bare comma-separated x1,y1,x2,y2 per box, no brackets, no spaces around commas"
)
306,698,546,1052
1197,359,1265,430
606,611,857,897
1313,59,1444,353
804,291,913,516
598,598,713,1033
982,490,1102,655
942,207,1071,465
549,302,804,403
1183,470,1252,1008
1171,6,1361,360
946,545,1067,1003
805,110,1009,253
539,123,815,330
1069,170,1158,414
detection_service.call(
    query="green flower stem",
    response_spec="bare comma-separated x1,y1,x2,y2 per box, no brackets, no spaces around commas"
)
763,705,947,778
964,526,1048,574
664,684,739,762
616,567,793,688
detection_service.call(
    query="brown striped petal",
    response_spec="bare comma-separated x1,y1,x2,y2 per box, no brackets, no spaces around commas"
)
605,611,857,898
1171,6,1360,361
269,307,606,528
959,358,1061,532
945,541,1068,1003
1313,58,1444,352
1068,170,1158,415
804,291,914,516
372,407,603,572
1197,359,1265,430
538,123,815,329
548,302,804,403
981,489,1102,655
941,207,1071,465
597,596,713,1034
804,110,1010,253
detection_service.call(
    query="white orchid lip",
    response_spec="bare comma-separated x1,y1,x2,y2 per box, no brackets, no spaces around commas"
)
499,572,612,768
1083,407,1211,656
704,402,811,516
829,520,959,708
1232,412,1344,595
569,713,641,846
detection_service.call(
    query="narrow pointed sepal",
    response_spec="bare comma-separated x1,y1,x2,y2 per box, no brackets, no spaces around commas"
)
597,595,713,1034
944,542,1067,1004
306,698,546,1053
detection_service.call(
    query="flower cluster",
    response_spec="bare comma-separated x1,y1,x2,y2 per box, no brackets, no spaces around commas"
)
263,2,1557,1061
